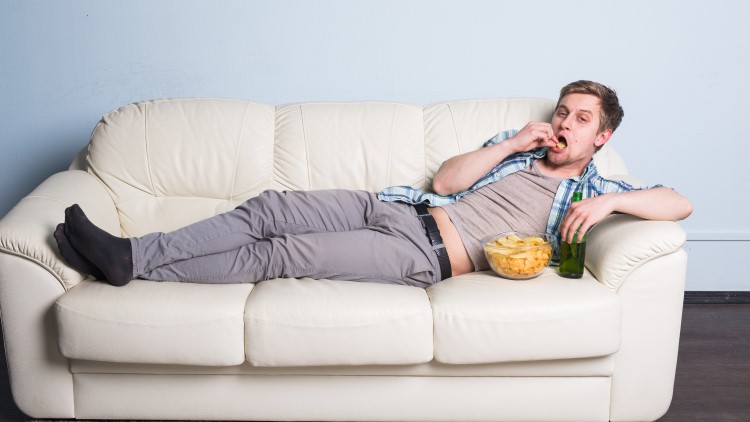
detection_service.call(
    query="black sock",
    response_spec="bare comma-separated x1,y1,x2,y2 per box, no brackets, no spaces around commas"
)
64,204,134,287
54,223,106,280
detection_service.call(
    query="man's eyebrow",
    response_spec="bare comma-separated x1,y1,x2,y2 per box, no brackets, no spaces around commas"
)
557,105,594,115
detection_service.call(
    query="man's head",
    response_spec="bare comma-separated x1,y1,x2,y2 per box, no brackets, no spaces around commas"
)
543,81,624,175
555,80,624,135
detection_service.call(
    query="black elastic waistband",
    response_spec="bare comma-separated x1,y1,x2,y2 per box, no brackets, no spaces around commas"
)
413,204,452,281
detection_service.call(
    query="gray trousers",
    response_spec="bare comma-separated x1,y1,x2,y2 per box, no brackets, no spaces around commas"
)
132,190,441,288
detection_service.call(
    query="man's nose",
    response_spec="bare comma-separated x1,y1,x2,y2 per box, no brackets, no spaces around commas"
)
560,114,573,130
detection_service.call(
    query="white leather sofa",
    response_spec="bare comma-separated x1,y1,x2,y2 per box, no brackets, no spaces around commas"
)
0,98,687,421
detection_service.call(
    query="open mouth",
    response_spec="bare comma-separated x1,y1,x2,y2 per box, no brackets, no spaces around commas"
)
556,136,567,149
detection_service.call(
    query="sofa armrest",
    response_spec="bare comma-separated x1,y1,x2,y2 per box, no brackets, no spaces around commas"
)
585,214,687,291
0,170,119,290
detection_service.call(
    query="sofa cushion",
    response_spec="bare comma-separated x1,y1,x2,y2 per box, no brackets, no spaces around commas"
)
274,102,425,192
55,280,253,366
428,270,622,364
87,98,276,237
244,278,433,366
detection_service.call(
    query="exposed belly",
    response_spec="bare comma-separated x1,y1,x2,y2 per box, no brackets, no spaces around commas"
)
427,207,474,277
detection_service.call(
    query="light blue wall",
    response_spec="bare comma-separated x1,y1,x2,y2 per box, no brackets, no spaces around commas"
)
1,0,747,289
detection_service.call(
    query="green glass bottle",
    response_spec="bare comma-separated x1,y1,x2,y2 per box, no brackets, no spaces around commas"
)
559,191,586,279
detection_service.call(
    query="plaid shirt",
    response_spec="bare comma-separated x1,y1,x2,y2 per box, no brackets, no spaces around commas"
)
378,129,661,240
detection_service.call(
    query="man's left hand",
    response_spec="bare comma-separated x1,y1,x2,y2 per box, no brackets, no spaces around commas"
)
559,194,616,243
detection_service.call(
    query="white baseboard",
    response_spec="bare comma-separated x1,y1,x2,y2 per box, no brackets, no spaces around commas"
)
687,232,750,241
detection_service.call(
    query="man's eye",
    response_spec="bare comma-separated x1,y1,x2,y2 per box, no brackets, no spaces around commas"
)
579,116,587,122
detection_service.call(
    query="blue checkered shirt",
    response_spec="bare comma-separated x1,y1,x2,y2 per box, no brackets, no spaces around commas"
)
377,129,661,239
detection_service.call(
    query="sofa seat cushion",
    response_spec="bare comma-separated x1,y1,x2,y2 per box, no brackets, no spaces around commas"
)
427,270,622,364
244,278,433,366
55,280,253,366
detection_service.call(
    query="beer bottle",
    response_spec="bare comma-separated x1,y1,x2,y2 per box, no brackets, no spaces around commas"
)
559,191,586,278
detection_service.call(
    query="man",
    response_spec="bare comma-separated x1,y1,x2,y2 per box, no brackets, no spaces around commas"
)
380,80,693,276
55,80,693,288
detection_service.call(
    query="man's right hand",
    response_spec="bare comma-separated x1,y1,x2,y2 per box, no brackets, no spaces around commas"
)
506,122,558,153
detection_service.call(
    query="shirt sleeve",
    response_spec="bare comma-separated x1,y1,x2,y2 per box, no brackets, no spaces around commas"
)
376,186,458,206
482,129,518,148
593,176,664,194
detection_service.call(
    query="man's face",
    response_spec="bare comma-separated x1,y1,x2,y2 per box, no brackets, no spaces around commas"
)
547,93,611,169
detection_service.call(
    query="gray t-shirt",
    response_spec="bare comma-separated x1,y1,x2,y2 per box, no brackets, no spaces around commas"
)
441,161,562,271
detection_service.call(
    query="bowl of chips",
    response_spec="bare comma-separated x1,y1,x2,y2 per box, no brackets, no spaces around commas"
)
482,231,555,280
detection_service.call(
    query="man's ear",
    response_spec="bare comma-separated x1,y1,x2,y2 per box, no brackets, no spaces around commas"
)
595,129,612,148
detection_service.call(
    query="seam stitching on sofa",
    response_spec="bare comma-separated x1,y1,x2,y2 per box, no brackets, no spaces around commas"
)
114,195,237,204
431,307,618,324
143,102,157,197
55,303,244,327
247,312,430,329
229,103,251,201
385,104,396,186
226,103,250,202
0,247,70,291
20,195,71,206
299,105,312,190
446,104,462,154
232,178,274,201
271,104,278,192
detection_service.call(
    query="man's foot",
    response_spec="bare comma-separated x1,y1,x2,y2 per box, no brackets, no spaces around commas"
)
64,204,134,287
54,223,106,280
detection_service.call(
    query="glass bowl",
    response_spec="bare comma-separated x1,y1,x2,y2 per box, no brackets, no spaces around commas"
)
482,231,555,280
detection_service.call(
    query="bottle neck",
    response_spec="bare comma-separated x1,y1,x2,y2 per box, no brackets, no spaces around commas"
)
571,191,584,242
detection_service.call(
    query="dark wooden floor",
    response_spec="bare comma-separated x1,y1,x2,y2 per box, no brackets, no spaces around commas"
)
657,304,750,421
1,304,748,421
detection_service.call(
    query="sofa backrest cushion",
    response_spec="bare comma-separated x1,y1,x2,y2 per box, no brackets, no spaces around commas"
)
85,98,628,236
87,98,275,236
273,102,424,192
